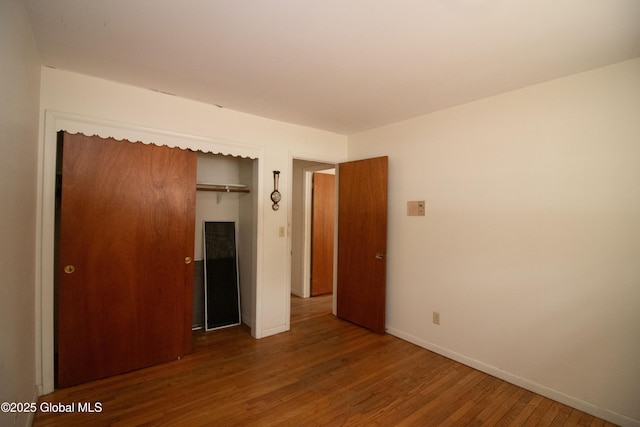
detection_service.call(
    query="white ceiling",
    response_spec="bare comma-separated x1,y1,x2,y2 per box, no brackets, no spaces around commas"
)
25,0,640,135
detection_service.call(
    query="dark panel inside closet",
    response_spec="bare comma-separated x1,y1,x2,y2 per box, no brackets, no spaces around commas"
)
204,221,241,330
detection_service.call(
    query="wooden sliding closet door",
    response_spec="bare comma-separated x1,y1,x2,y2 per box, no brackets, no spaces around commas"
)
57,132,197,388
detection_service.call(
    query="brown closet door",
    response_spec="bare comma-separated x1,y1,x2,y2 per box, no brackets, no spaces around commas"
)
57,132,196,388
311,172,335,296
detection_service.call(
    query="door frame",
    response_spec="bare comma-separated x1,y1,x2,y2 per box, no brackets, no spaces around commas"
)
36,111,263,395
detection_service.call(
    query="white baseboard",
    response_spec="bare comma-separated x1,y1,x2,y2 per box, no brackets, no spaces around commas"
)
386,326,639,427
290,289,304,298
260,324,288,338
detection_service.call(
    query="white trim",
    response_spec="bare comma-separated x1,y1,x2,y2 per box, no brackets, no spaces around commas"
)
50,111,261,158
260,324,289,337
386,326,640,427
36,110,263,395
251,157,264,339
301,170,313,299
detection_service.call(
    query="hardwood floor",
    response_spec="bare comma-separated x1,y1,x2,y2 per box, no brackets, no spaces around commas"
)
34,295,616,426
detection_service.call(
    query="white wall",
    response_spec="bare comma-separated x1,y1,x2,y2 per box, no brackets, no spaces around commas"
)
0,1,41,426
37,68,347,393
348,58,640,426
238,159,259,327
195,153,247,260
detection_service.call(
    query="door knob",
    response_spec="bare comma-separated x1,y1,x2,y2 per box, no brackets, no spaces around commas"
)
64,265,75,274
185,257,192,264
375,253,385,260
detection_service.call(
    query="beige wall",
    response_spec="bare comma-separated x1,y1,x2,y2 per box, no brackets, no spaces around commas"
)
348,59,640,426
0,1,41,426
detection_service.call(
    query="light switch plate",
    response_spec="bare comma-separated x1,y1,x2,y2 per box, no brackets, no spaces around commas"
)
407,201,426,216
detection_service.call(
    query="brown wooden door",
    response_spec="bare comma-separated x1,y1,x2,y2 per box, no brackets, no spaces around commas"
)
311,172,335,296
336,156,388,333
57,132,196,388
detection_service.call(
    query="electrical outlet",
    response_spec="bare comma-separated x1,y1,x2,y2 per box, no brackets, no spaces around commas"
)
407,201,426,216
278,226,285,237
433,311,440,325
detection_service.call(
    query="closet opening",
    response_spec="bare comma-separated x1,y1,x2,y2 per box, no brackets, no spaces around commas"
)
193,152,257,333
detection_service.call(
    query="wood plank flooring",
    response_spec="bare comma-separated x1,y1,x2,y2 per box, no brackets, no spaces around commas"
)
34,295,616,426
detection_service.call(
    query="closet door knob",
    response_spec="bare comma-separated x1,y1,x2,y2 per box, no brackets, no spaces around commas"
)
64,265,75,274
185,257,192,264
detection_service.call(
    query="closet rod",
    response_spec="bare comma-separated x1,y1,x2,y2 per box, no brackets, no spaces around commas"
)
196,187,250,193
196,184,250,193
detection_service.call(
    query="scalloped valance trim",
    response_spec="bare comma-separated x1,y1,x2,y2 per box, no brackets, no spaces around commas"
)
47,110,262,159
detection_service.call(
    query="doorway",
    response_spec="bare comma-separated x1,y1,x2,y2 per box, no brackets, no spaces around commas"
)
289,156,389,334
290,160,336,312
